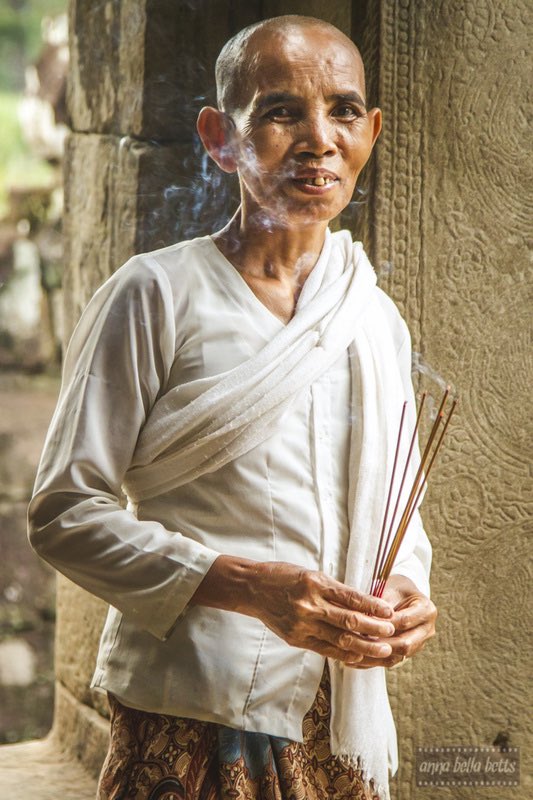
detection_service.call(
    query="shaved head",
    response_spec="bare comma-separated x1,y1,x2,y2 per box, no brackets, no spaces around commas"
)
216,15,365,115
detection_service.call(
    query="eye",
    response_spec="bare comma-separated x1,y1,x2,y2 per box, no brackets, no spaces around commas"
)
264,106,297,121
332,104,363,120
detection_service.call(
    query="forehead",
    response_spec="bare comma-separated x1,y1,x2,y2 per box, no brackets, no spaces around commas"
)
242,25,365,103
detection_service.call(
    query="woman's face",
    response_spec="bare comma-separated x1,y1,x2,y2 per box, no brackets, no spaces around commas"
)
228,25,382,229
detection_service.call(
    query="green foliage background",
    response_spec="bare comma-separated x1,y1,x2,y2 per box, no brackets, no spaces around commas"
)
0,0,67,92
0,0,67,216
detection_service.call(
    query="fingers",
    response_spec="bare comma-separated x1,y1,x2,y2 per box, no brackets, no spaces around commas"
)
351,621,434,669
255,566,402,664
347,600,437,670
323,605,396,638
350,637,429,669
393,596,437,632
294,573,397,651
388,624,434,658
309,641,364,664
287,571,396,638
306,628,393,664
324,581,393,619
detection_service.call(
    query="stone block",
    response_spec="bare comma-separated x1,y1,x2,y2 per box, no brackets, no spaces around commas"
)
55,576,109,717
68,0,145,135
51,681,110,777
69,0,262,140
62,132,137,339
134,135,239,252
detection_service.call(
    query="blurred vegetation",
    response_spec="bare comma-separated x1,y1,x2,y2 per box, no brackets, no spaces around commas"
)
0,90,56,217
0,0,66,216
0,0,67,92
0,4,65,743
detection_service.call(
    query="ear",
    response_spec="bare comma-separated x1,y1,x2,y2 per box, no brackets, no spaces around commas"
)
367,107,382,149
197,106,238,173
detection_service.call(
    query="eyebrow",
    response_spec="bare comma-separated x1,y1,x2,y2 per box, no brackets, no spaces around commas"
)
329,91,367,108
253,92,299,112
253,90,367,112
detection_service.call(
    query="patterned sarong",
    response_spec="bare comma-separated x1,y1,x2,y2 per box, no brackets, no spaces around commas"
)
97,668,379,799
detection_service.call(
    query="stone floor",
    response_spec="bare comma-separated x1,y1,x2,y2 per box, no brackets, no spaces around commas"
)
0,738,98,799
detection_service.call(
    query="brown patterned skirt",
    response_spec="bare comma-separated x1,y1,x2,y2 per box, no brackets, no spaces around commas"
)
97,668,379,800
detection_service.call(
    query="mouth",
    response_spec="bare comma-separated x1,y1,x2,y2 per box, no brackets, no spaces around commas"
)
290,170,340,194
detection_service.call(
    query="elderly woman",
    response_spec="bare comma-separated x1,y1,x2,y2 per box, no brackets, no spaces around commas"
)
29,14,437,800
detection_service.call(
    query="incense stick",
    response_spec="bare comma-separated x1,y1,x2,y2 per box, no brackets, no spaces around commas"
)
370,392,427,595
401,398,458,538
371,388,456,598
376,409,444,597
369,401,407,595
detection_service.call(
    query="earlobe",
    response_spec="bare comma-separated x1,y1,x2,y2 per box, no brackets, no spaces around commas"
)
197,107,238,174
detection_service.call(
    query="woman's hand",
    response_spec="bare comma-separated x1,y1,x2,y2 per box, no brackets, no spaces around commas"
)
191,556,396,665
349,574,437,669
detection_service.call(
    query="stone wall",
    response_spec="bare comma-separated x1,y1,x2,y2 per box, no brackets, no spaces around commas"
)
53,0,532,796
370,2,532,798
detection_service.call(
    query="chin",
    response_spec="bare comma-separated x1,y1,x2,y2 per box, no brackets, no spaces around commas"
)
246,195,345,230
288,203,344,226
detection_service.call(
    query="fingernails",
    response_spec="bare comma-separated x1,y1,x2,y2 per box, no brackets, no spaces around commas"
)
384,624,395,636
378,644,392,657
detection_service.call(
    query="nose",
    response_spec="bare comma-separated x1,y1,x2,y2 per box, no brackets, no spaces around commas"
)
293,114,338,158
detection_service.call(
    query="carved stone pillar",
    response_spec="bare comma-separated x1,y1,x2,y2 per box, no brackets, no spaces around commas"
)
371,2,531,798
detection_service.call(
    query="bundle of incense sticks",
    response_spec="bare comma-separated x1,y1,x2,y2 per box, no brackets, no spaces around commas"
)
370,388,457,598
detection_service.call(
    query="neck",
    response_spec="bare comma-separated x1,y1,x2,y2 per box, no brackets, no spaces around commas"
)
213,207,329,286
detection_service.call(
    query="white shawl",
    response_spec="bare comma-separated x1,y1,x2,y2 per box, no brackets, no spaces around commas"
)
123,229,416,798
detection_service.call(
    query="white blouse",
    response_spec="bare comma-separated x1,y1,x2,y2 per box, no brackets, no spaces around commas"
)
28,235,431,741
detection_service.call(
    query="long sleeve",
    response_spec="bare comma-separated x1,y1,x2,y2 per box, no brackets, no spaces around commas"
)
387,315,432,597
27,258,220,641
